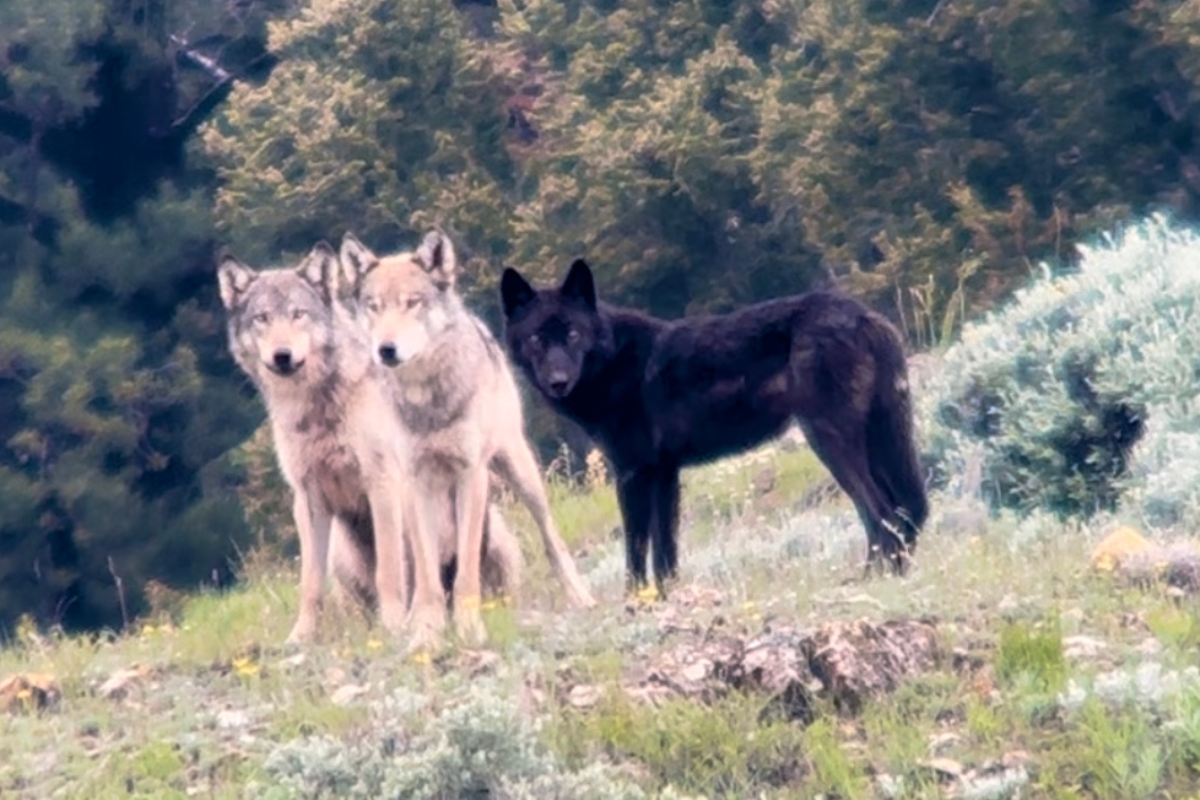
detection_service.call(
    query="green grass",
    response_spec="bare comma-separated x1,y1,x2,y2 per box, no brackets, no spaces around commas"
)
4,438,1200,798
996,618,1067,692
549,691,808,797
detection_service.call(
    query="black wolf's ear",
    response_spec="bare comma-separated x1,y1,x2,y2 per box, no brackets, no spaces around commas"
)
416,230,456,292
296,241,338,304
217,252,257,309
561,259,597,310
500,267,536,319
339,231,378,294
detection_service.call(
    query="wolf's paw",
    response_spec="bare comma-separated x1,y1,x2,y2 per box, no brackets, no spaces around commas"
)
623,583,663,612
406,604,447,653
568,584,598,610
379,600,411,639
454,595,489,647
285,620,317,647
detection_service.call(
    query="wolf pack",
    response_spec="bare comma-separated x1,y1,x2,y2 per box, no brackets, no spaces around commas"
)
219,228,928,653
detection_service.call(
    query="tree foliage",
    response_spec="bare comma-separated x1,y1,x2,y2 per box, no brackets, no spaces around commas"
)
0,0,281,633
6,0,1200,629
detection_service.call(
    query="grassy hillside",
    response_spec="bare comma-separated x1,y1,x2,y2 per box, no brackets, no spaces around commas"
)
2,433,1199,799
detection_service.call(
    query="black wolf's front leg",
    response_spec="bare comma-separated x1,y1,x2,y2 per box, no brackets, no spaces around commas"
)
616,467,654,592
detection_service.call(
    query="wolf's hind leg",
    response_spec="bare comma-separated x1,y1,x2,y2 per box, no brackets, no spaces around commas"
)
649,465,681,592
328,516,376,619
799,418,907,574
494,439,596,609
481,502,522,600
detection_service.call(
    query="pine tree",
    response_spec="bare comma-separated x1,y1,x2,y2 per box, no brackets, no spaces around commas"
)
0,0,280,633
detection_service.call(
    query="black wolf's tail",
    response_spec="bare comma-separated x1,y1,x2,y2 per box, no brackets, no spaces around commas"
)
866,328,929,543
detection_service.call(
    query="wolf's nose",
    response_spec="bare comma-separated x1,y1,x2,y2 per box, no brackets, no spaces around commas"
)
378,343,400,366
548,371,570,394
273,349,293,371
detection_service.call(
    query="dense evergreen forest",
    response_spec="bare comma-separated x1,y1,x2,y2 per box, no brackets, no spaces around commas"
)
1,0,1198,634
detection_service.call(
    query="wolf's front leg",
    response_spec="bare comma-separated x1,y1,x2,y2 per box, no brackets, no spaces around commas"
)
288,491,332,645
368,490,410,638
453,466,491,645
616,468,654,597
406,488,449,653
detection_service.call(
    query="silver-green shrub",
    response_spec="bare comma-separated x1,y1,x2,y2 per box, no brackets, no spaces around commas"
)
920,215,1200,526
257,682,647,799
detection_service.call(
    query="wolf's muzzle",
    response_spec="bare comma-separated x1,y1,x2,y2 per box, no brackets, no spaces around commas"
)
378,343,401,367
270,348,302,376
546,370,572,397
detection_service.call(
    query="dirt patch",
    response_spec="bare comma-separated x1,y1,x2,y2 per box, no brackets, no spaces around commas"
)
574,596,942,723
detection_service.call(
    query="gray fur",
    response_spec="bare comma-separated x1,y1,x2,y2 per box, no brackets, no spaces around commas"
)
218,244,521,647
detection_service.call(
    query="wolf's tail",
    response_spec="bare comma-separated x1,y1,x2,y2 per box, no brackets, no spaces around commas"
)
866,328,929,543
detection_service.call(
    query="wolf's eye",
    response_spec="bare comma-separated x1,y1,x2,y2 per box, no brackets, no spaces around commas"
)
567,327,581,342
406,295,424,310
365,298,382,314
253,312,269,325
291,309,308,321
527,333,540,347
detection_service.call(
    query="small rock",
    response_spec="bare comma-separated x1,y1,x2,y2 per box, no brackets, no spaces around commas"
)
929,731,962,755
1062,635,1108,661
216,708,249,729
456,649,501,678
0,673,59,713
876,773,905,799
566,684,604,709
752,467,776,496
803,618,941,713
277,653,306,669
955,765,1030,800
330,684,369,707
1136,637,1162,656
919,757,965,780
98,666,151,701
1091,526,1152,572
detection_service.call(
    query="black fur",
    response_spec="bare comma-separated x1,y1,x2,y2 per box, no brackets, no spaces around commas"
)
500,260,929,593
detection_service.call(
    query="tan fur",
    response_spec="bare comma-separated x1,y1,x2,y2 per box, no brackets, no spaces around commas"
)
340,231,595,649
218,245,521,647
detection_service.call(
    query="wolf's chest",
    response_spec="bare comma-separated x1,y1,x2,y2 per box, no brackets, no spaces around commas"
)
306,439,369,518
393,372,471,434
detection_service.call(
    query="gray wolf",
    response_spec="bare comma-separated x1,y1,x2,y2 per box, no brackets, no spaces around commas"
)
218,245,520,645
338,230,596,647
499,259,928,594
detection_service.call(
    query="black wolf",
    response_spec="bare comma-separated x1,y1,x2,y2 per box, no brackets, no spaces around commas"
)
499,259,928,593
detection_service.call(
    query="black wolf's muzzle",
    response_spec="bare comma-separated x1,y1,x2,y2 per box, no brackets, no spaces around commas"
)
546,370,572,397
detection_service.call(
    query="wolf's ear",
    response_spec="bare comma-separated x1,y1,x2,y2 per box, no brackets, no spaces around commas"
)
296,241,338,304
217,253,257,309
561,259,597,310
500,267,536,319
416,230,456,292
339,231,378,294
